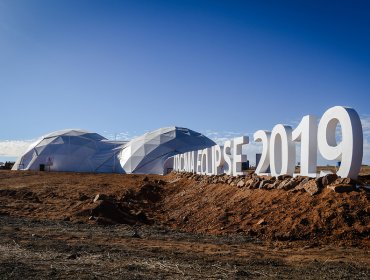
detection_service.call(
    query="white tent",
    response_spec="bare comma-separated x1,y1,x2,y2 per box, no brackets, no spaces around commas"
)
12,129,125,173
119,127,215,174
13,127,215,174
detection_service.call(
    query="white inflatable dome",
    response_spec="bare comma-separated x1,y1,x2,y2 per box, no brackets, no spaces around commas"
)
12,129,125,173
119,127,216,174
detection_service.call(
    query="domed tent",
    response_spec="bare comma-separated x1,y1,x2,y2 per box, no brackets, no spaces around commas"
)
13,127,215,174
119,127,216,174
12,129,125,173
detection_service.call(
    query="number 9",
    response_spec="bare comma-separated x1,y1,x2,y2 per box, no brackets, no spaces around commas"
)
317,106,363,179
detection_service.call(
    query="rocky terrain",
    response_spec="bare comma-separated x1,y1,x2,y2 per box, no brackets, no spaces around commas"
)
0,170,369,279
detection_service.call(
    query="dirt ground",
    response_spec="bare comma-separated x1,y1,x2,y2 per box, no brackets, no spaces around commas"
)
0,170,369,279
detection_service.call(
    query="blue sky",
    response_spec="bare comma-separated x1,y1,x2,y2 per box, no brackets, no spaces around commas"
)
0,0,369,163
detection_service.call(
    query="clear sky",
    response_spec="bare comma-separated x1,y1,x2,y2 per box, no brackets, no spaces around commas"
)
0,0,369,163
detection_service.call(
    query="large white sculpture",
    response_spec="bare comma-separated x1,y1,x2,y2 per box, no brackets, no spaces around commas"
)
251,106,363,179
173,106,363,179
12,129,125,173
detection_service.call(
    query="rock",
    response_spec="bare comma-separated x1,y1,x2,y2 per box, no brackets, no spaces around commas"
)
271,180,282,189
277,179,290,189
258,180,265,189
138,183,162,202
303,180,321,196
244,179,254,188
281,178,299,190
292,178,311,192
259,180,272,189
265,183,275,189
260,175,273,181
314,177,323,189
275,178,299,191
251,179,261,189
256,218,266,225
237,180,245,188
277,174,292,180
334,178,356,185
294,176,309,183
321,173,338,187
93,194,106,203
91,200,137,225
154,179,165,185
327,184,355,193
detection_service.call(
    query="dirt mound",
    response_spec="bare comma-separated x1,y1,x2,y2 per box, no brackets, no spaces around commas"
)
0,170,369,246
164,172,369,246
76,181,164,225
0,171,164,225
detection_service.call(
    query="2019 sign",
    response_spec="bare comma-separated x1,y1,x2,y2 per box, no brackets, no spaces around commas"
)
173,106,363,179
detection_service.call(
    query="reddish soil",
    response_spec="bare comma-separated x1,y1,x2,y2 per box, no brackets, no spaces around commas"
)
0,170,369,279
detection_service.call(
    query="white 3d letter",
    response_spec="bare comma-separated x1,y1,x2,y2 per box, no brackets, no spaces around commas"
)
213,145,224,175
201,148,209,175
253,130,271,175
292,115,318,177
196,149,203,174
190,151,197,173
180,154,185,171
184,152,189,172
173,155,178,171
270,124,296,176
223,140,232,175
232,136,248,176
317,106,363,179
206,147,213,175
